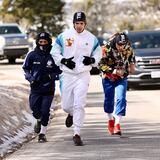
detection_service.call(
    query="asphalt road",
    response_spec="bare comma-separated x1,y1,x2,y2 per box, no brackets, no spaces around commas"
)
1,63,159,160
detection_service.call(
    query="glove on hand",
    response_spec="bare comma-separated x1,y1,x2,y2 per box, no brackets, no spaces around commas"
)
30,80,40,88
83,56,95,65
61,57,76,69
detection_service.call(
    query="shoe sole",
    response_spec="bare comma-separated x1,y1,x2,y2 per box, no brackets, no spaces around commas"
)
73,141,83,146
108,132,114,135
38,140,47,143
73,137,83,146
74,143,83,146
65,116,73,128
114,131,122,136
66,123,72,128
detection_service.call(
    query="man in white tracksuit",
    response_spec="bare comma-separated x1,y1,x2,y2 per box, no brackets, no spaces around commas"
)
51,11,102,146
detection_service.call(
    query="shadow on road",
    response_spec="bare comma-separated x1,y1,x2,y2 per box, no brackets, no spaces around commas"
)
48,112,160,160
129,85,160,91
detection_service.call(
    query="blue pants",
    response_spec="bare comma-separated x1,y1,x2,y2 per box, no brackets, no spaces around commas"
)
29,93,53,126
102,77,127,116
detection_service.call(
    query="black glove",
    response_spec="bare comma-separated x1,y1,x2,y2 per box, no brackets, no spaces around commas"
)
61,57,76,69
83,56,95,65
30,80,40,88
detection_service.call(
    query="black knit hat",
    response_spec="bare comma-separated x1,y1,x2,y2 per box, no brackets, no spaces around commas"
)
115,33,128,45
36,32,52,45
73,11,86,23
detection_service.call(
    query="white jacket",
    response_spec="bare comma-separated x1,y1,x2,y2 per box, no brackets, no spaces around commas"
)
51,28,102,74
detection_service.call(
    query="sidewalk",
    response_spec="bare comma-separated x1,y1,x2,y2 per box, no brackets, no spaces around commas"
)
4,76,160,160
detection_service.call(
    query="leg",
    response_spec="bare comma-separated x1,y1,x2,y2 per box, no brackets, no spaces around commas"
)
102,78,115,115
61,74,74,115
114,78,127,135
72,73,90,146
29,93,42,119
102,78,115,135
38,95,53,143
61,74,74,128
115,78,127,116
40,95,53,127
73,73,90,136
29,93,42,133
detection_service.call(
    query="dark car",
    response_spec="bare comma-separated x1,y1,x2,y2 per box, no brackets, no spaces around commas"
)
127,30,160,89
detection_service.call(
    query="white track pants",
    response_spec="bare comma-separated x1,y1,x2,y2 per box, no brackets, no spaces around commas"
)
61,72,90,135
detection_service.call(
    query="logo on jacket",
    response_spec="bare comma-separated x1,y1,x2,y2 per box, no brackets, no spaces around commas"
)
33,61,40,64
65,38,74,46
47,60,52,68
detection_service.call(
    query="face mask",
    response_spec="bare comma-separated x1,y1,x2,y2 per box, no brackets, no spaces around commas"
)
39,44,51,53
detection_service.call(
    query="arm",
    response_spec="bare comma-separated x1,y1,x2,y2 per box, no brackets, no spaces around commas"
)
83,37,102,66
90,37,102,67
128,63,135,74
127,48,136,74
98,44,113,73
50,34,64,66
22,52,35,83
51,34,75,70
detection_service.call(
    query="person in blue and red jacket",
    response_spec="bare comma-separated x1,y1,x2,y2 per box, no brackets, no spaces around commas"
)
22,32,62,143
99,32,136,136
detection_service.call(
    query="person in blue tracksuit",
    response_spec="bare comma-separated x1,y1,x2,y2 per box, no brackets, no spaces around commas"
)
22,32,61,143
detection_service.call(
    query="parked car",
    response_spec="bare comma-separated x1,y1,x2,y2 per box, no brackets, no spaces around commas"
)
126,30,160,89
0,23,29,63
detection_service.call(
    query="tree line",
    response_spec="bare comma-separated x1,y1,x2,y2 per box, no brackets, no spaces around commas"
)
0,0,160,37
0,0,65,37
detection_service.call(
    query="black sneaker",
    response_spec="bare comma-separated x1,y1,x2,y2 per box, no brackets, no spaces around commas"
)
34,120,41,133
65,114,73,128
38,134,47,143
73,134,83,146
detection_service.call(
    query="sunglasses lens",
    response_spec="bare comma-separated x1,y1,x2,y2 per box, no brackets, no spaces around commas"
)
117,43,125,46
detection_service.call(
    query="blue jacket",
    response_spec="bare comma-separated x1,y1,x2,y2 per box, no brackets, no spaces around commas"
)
22,47,62,94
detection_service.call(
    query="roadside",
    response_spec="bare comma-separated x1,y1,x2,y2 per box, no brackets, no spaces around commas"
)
1,61,160,159
3,79,160,160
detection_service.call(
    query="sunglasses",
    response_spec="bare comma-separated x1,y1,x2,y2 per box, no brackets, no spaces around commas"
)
117,43,125,46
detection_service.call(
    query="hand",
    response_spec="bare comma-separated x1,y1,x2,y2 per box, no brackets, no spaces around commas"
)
30,80,40,88
116,69,125,77
61,57,76,69
83,56,95,65
128,63,135,74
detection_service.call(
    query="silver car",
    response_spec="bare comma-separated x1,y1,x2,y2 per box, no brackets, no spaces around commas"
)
0,23,29,63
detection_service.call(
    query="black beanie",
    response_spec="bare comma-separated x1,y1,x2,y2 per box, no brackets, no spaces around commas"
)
73,12,86,23
36,32,52,45
115,33,128,45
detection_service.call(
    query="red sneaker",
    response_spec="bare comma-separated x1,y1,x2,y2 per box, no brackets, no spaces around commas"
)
108,119,115,135
114,124,122,135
